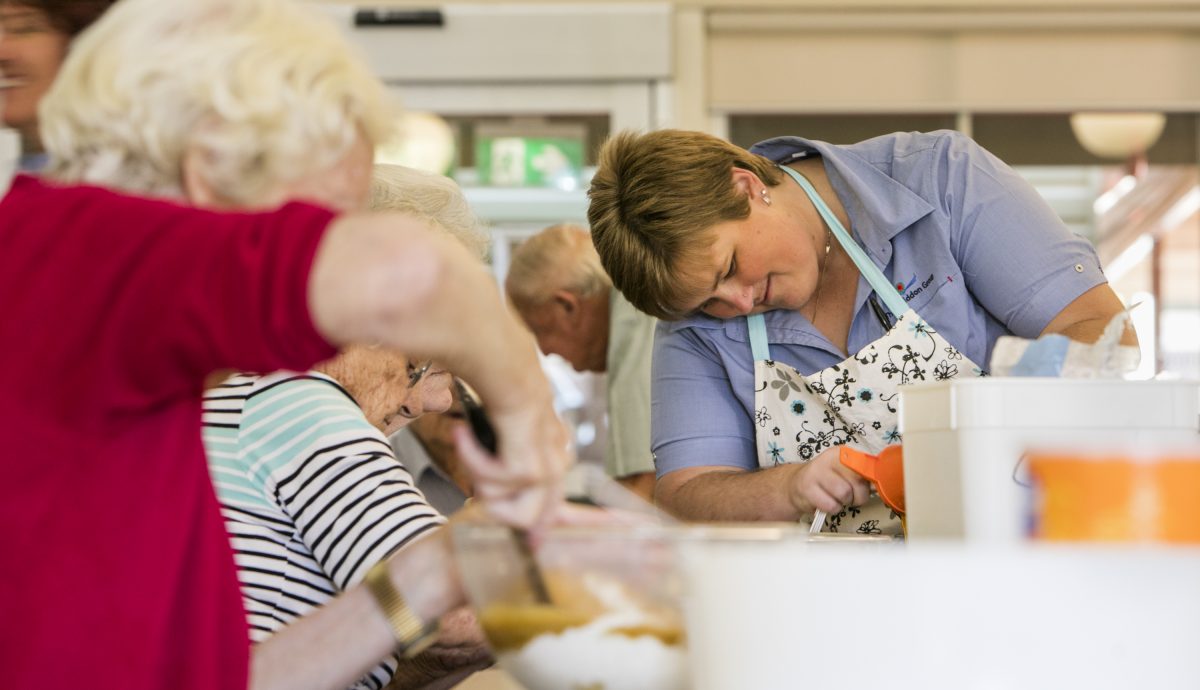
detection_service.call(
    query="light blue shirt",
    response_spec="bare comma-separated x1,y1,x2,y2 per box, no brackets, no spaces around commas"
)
18,152,48,173
652,130,1106,476
389,426,468,516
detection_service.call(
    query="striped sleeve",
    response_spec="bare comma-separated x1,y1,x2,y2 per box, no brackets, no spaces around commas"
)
240,374,446,590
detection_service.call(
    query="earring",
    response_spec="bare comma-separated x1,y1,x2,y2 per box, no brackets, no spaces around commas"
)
760,188,772,206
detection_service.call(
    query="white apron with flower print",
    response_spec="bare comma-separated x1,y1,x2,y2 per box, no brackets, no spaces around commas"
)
750,165,986,536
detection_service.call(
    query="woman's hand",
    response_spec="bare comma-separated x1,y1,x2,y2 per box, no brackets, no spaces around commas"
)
452,386,571,532
387,608,493,690
787,446,872,516
313,218,572,530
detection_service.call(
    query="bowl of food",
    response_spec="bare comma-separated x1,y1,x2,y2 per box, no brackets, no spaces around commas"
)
451,522,689,690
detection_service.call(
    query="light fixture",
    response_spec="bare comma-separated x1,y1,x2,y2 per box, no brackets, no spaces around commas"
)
375,111,456,175
1069,112,1166,160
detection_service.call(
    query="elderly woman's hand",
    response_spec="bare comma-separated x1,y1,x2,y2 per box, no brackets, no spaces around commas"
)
452,382,571,531
386,607,493,690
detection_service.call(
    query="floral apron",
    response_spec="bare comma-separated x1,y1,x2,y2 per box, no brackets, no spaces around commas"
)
750,165,985,536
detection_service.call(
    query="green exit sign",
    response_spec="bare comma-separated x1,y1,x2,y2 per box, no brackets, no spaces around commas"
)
477,136,584,190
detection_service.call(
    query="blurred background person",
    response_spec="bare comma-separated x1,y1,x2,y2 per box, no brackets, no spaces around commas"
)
203,166,493,690
506,223,657,502
5,0,568,688
0,0,115,171
391,386,474,515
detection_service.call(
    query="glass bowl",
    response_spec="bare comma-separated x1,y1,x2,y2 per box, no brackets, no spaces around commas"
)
451,523,690,690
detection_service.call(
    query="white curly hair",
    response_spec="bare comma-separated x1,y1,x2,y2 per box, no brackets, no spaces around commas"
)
38,0,395,204
369,164,490,261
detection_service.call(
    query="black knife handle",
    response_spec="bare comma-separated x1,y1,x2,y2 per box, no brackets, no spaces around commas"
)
454,378,497,454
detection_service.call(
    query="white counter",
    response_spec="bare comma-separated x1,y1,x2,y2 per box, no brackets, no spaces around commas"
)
681,539,1200,690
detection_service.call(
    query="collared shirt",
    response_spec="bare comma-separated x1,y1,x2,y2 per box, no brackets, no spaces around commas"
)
604,289,657,478
390,427,468,515
652,130,1106,476
18,151,49,173
205,372,444,690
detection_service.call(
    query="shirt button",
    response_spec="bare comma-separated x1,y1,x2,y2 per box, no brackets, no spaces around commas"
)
1074,263,1084,273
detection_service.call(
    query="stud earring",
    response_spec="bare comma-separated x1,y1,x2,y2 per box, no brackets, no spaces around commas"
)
760,188,772,206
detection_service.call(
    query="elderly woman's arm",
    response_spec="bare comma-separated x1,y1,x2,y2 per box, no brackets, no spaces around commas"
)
250,527,461,690
308,212,569,529
248,502,629,690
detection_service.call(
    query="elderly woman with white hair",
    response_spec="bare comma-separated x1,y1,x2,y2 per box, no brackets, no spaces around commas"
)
203,164,493,690
11,0,574,689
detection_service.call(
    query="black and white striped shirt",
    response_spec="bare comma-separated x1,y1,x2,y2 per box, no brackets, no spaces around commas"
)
203,372,445,690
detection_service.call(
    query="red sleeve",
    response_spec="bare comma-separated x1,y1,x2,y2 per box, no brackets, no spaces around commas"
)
0,176,340,419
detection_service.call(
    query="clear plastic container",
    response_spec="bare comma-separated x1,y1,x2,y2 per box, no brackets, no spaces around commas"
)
452,523,691,690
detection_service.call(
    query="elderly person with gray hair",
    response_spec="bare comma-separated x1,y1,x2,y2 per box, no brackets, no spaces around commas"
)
2,1,571,689
203,164,493,690
506,223,658,501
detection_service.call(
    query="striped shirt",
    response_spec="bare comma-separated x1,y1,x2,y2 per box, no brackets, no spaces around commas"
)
203,371,446,690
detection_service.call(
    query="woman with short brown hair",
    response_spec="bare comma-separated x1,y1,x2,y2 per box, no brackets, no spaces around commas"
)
588,128,1133,534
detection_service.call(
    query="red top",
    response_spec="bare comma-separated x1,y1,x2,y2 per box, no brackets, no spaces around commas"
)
0,176,339,689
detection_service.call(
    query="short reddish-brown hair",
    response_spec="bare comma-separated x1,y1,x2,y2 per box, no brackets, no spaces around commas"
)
587,129,782,320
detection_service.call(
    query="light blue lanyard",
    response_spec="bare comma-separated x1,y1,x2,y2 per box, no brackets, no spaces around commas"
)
748,164,907,361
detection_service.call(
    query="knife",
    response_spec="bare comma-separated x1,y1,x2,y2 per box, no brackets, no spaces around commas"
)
452,377,553,605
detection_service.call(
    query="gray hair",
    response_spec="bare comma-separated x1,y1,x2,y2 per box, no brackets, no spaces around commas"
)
369,164,490,260
505,223,612,311
39,0,395,204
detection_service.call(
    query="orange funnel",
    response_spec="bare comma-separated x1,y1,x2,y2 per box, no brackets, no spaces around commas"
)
839,445,905,515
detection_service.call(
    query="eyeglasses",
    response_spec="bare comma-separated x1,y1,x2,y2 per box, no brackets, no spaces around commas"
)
406,359,433,389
